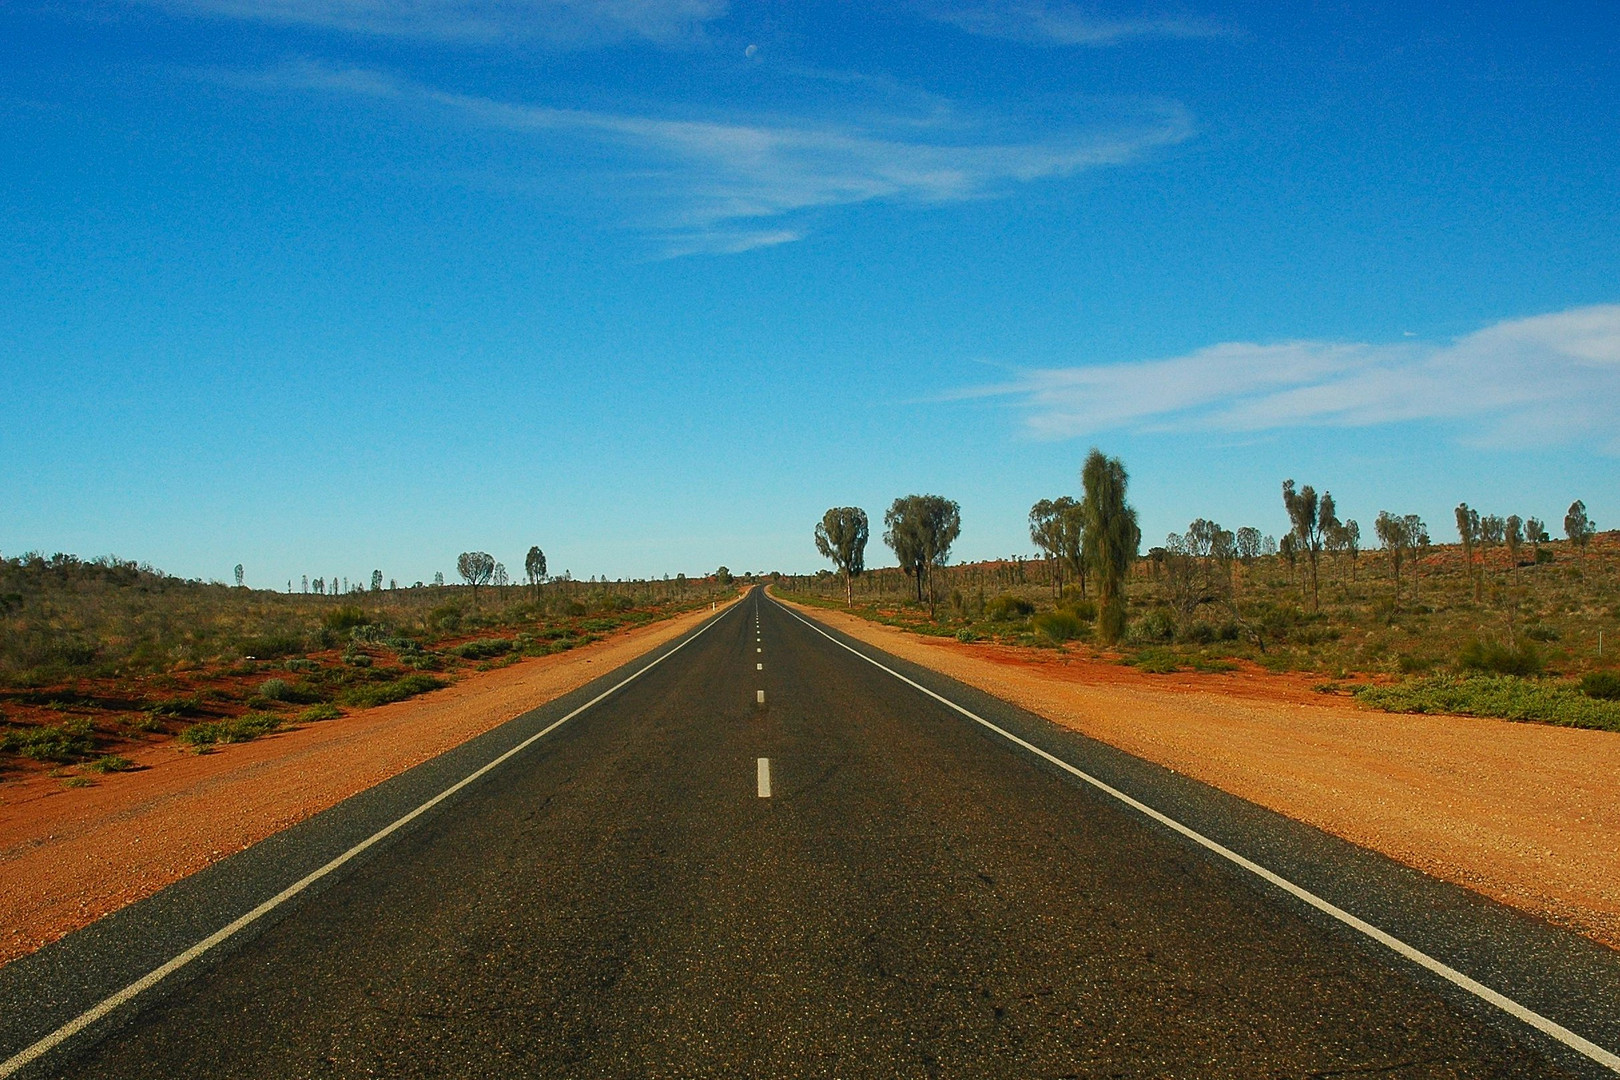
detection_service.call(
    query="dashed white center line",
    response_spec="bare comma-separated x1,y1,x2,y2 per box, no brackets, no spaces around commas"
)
757,758,771,798
757,662,763,670
756,689,766,704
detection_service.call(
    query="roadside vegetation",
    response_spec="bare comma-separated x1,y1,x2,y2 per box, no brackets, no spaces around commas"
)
785,450,1619,734
0,554,733,781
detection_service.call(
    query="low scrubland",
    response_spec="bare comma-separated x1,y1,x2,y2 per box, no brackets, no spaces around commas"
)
777,532,1620,734
0,554,730,781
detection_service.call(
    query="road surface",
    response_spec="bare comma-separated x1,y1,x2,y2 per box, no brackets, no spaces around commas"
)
4,587,1618,1077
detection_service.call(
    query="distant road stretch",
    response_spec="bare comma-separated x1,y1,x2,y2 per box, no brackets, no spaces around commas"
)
5,587,1618,1078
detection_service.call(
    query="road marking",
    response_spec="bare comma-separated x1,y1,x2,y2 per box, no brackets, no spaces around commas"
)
757,758,772,798
774,600,1620,1076
757,662,763,670
0,603,743,1079
757,647,762,653
756,689,766,704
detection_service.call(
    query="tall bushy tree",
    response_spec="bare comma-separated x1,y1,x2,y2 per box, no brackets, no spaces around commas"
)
1455,503,1483,599
1081,449,1139,644
525,546,547,600
457,551,495,606
1565,500,1596,555
1505,515,1523,567
234,564,244,588
1525,516,1548,557
371,569,383,592
884,495,961,609
1029,498,1084,599
1374,512,1407,607
814,507,870,605
1282,480,1329,610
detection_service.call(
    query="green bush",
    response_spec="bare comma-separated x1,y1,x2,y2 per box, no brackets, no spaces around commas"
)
1131,608,1176,644
2,719,95,762
259,678,326,704
985,594,1035,622
1031,610,1082,642
1523,625,1560,642
84,754,135,773
1179,621,1215,645
324,605,368,632
147,695,203,717
450,638,513,660
299,703,344,721
1062,598,1098,622
956,628,979,643
179,712,283,747
1128,648,1180,674
340,673,448,708
1458,639,1543,677
1355,675,1620,732
239,633,305,659
1580,670,1620,701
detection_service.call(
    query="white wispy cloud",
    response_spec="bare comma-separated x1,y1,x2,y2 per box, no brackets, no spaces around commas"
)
250,60,1192,254
139,0,727,44
960,305,1620,450
915,1,1230,45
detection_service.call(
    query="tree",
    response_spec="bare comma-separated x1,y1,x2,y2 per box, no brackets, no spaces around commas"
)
814,507,870,605
1505,515,1523,567
1525,517,1548,556
1565,500,1596,555
1374,512,1407,607
370,570,383,592
301,574,309,593
1081,449,1139,644
1235,527,1262,565
457,551,495,605
525,546,547,600
1342,519,1361,582
234,564,244,588
1406,515,1430,603
1029,499,1064,598
1282,480,1328,610
716,566,733,587
433,571,445,586
493,563,508,594
1455,503,1482,599
883,495,961,610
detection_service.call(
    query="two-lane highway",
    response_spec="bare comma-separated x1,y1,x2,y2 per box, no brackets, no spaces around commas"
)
4,587,1618,1077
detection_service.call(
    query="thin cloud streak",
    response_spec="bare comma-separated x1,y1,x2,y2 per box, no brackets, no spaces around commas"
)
917,1,1231,45
252,60,1192,254
137,0,727,44
962,305,1620,451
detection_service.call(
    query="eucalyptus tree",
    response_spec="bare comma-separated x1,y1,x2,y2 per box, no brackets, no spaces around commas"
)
1029,498,1084,599
1565,500,1596,555
1374,511,1408,607
1081,449,1139,644
371,570,383,592
1505,515,1524,567
1235,527,1262,565
1455,503,1483,599
814,506,870,605
525,546,547,600
1282,480,1329,610
883,495,961,609
1526,516,1548,556
234,564,245,588
457,551,495,606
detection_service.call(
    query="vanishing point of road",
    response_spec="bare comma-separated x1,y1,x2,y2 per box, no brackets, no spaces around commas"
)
3,588,1619,1077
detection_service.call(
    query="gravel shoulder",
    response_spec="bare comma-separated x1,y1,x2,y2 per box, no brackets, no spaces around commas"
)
777,594,1620,951
0,602,733,967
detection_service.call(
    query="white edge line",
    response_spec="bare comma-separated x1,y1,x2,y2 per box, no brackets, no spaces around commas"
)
773,598,1620,1074
0,600,741,1079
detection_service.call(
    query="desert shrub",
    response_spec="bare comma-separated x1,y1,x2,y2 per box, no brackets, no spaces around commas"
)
1179,621,1215,645
1062,598,1098,622
1396,653,1436,674
1128,648,1180,674
2,720,95,762
284,658,318,672
451,638,513,660
579,619,620,632
1356,676,1620,732
324,606,368,633
299,703,344,721
985,595,1035,622
1535,547,1555,564
179,712,283,747
1580,670,1620,701
147,695,204,717
342,651,373,668
259,678,292,701
956,627,979,643
1130,608,1176,644
1458,639,1543,677
1031,611,1083,642
84,754,134,773
239,633,305,659
259,678,326,704
1523,625,1560,642
340,673,448,708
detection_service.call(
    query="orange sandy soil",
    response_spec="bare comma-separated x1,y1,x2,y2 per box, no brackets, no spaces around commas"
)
777,594,1620,951
0,600,734,968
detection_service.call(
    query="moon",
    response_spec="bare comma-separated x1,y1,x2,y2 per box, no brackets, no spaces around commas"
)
745,43,758,57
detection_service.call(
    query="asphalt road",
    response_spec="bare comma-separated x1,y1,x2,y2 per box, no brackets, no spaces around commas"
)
5,587,1620,1078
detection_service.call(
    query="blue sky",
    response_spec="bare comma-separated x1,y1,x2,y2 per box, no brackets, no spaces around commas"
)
2,1,1616,586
